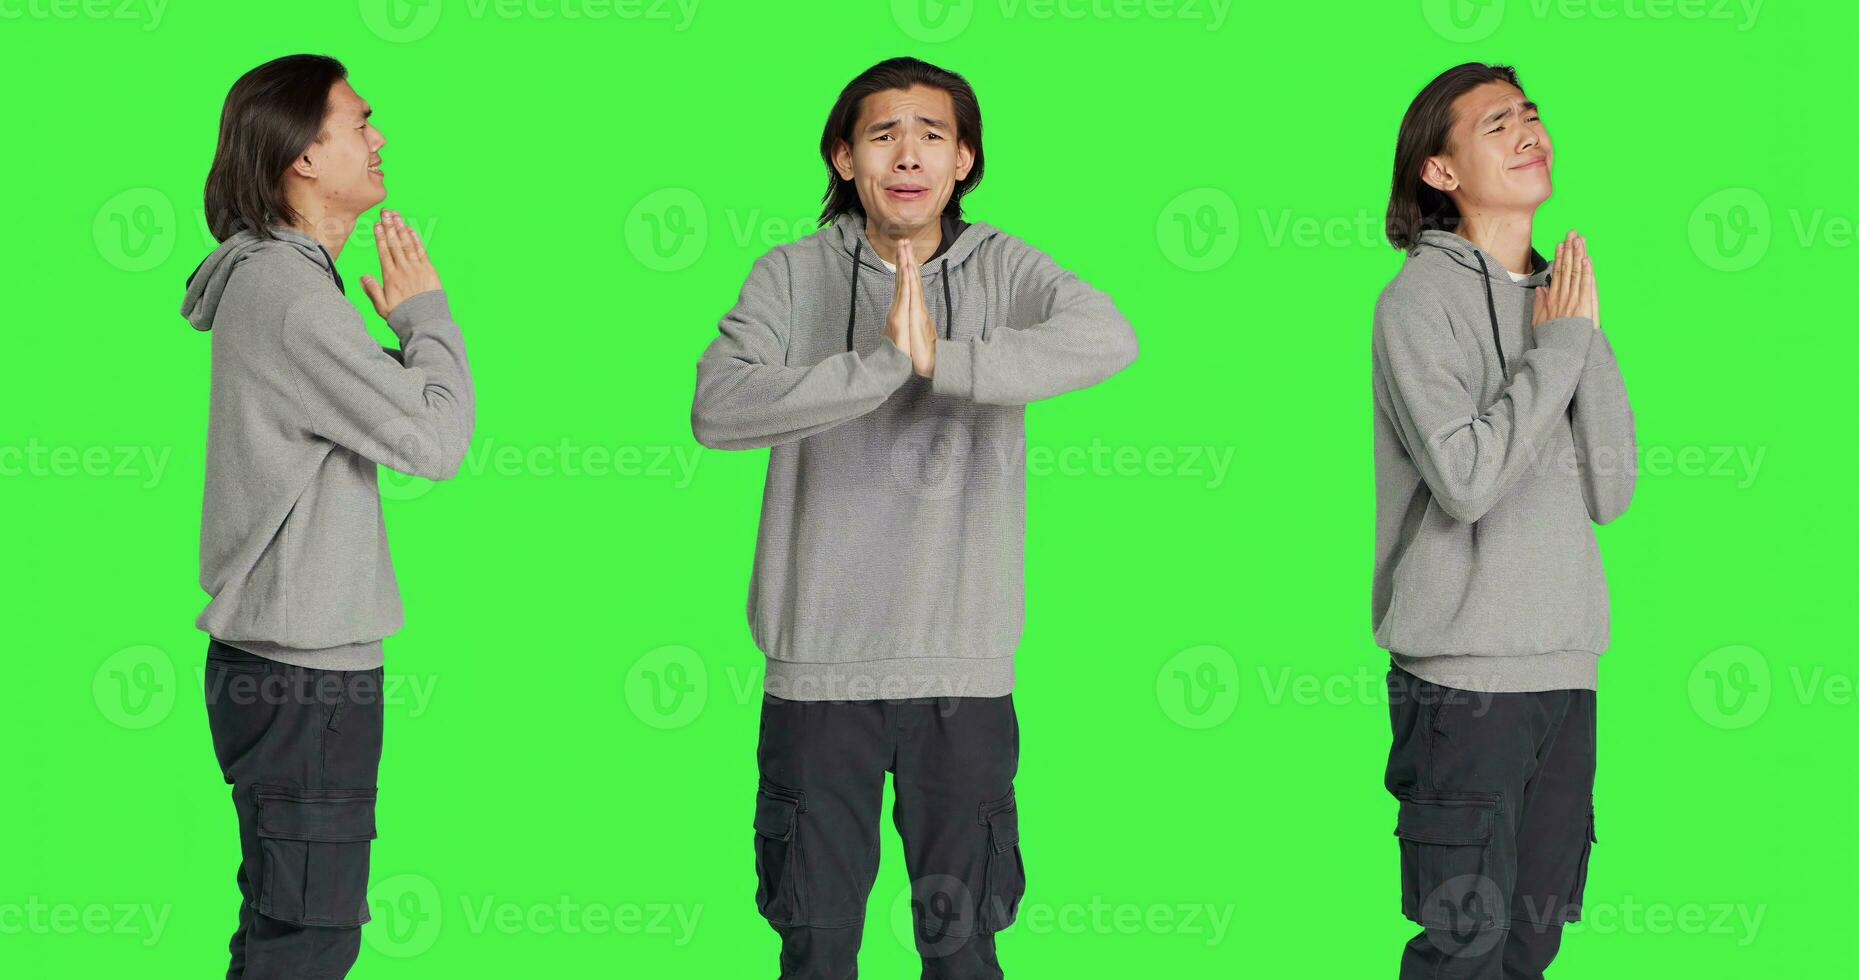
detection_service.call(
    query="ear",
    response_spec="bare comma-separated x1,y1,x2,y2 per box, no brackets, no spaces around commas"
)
1419,155,1456,193
288,149,318,181
831,139,855,182
954,139,975,182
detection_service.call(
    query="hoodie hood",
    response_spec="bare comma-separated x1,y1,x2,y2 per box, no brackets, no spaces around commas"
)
827,209,1000,352
181,226,344,332
1414,229,1551,288
1411,229,1558,380
828,209,995,276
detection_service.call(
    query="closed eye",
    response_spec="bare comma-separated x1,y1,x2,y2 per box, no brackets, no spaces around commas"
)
1490,113,1542,134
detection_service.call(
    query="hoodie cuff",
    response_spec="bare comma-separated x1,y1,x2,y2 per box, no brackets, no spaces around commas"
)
1582,325,1619,372
1533,316,1595,361
865,335,916,386
931,338,976,399
386,289,453,339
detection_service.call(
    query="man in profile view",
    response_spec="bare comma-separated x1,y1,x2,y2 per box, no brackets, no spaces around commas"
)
182,54,474,979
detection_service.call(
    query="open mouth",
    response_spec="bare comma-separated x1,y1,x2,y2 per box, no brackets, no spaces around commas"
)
886,184,928,201
367,161,384,177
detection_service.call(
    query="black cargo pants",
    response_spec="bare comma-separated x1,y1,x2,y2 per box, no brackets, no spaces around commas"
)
752,692,1025,979
203,637,384,980
1384,662,1597,979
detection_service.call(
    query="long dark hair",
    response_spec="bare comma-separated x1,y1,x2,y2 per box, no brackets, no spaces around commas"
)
1385,63,1523,253
203,54,348,242
818,57,984,226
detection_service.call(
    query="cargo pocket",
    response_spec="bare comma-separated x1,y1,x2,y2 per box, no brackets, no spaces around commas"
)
977,790,1025,933
253,786,377,927
753,781,804,925
1394,793,1502,931
1566,803,1596,922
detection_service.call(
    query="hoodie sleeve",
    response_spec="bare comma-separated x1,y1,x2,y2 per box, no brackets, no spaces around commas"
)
281,289,475,480
692,250,915,450
1568,325,1636,524
1372,283,1594,524
930,238,1138,405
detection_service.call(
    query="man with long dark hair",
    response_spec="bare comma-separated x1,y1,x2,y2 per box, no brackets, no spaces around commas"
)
1372,63,1636,978
181,54,474,978
692,57,1137,978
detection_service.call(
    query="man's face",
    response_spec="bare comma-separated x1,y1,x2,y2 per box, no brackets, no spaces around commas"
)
296,79,386,221
832,84,974,240
1424,81,1553,215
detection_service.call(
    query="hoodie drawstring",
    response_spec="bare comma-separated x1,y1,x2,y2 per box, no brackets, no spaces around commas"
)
846,239,862,352
844,240,956,351
940,263,953,340
1420,240,1510,381
1469,250,1508,380
316,243,345,295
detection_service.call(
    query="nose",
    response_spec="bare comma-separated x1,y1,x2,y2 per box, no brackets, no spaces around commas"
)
369,128,386,152
895,142,921,171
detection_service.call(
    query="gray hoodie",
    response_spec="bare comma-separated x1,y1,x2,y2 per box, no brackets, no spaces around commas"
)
692,210,1139,700
181,226,474,669
1371,229,1636,693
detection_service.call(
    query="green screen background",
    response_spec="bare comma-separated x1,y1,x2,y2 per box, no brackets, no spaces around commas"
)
3,0,1853,975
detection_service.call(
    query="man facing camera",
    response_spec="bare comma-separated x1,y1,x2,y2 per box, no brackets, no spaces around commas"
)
693,57,1138,979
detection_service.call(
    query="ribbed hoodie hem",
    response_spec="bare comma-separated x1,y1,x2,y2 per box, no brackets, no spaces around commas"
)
1389,650,1597,693
763,655,1014,701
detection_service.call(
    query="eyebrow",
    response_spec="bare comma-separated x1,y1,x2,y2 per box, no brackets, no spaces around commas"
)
1481,101,1538,127
863,114,950,136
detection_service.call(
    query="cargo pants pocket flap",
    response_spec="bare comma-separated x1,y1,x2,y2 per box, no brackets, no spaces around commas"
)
1393,795,1503,931
253,786,378,928
1394,796,1496,846
752,783,804,924
255,788,377,842
754,783,801,842
977,791,1025,933
980,793,1019,854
